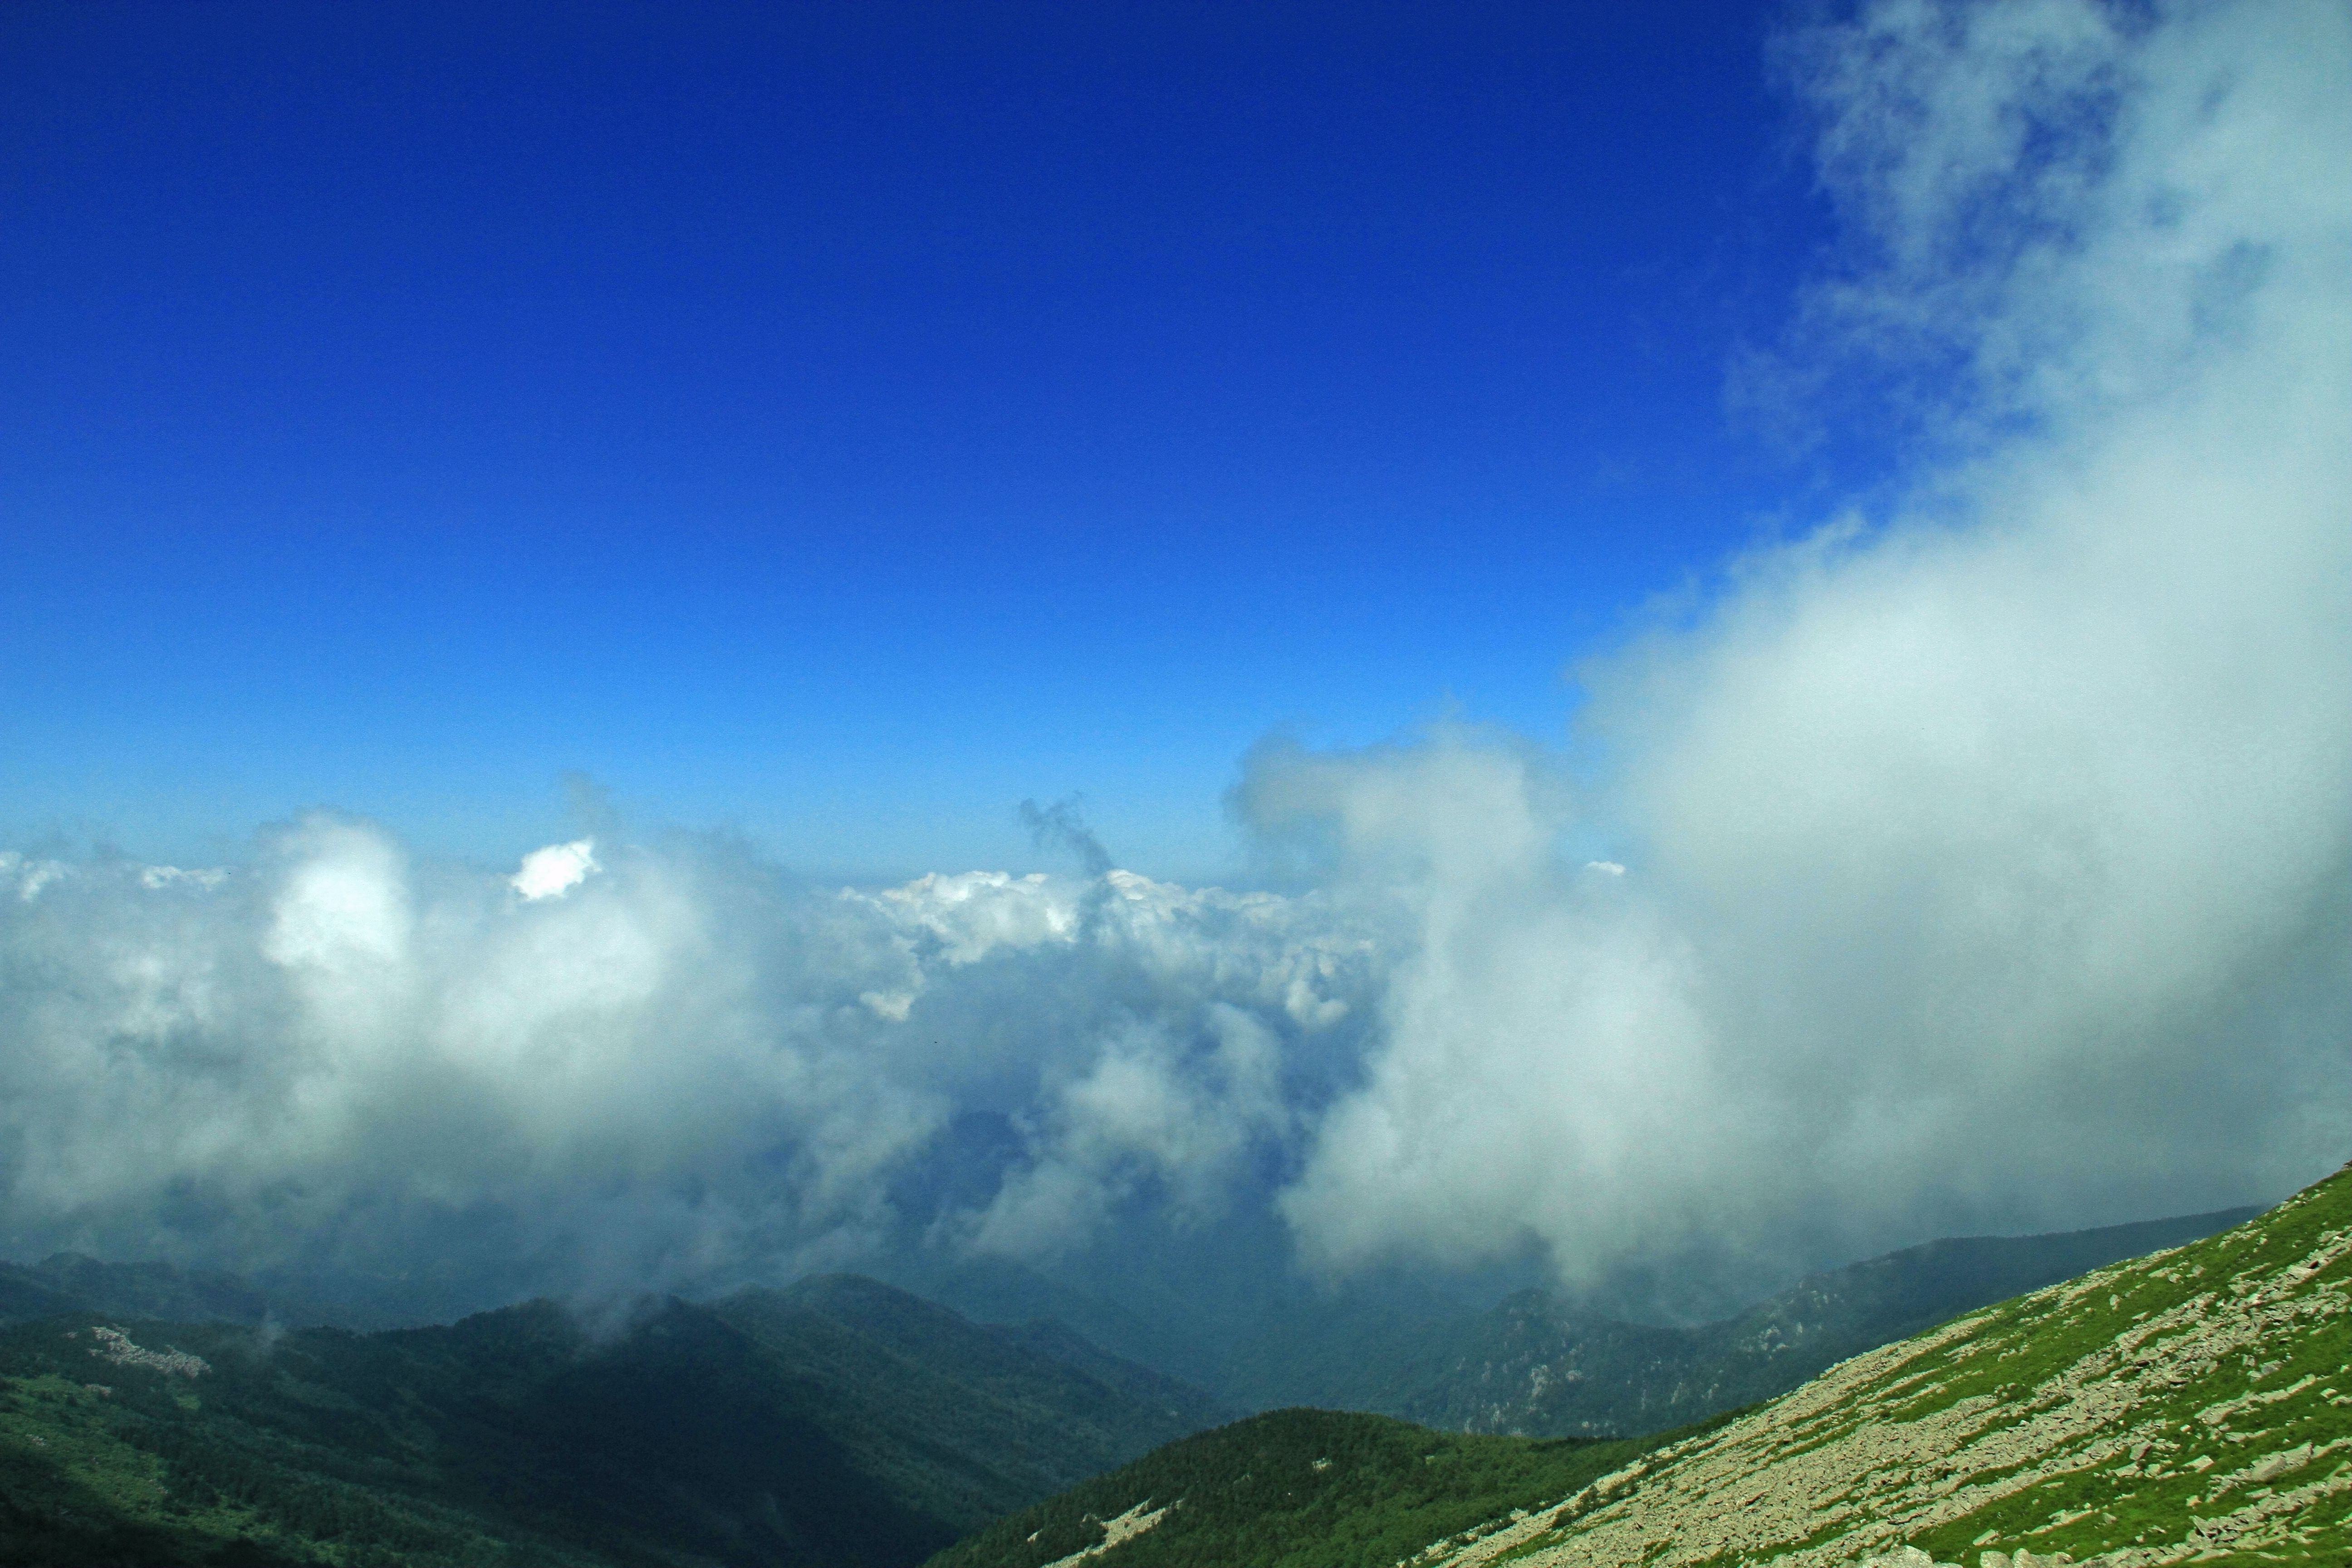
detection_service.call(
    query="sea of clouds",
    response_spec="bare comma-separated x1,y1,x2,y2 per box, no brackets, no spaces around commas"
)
3,0,2346,1317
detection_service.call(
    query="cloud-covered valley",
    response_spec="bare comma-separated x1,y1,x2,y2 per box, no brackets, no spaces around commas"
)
4,0,2346,1324
0,827,1392,1309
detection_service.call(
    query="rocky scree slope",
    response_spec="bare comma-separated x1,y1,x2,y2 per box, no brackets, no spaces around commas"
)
1402,1163,2352,1568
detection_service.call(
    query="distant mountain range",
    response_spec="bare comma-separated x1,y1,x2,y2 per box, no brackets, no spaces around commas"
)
0,1254,274,1330
0,1200,2270,1566
5,1200,2257,1448
0,1274,1227,1568
1235,1205,2261,1436
919,1167,2349,1568
933,1203,2253,1434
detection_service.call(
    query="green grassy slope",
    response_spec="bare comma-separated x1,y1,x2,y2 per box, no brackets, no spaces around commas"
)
0,1279,1230,1568
1385,1163,2352,1568
922,1406,1739,1568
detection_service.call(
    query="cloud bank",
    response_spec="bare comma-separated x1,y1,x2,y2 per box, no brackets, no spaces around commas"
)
1280,0,2352,1283
0,834,1385,1304
2,0,2344,1316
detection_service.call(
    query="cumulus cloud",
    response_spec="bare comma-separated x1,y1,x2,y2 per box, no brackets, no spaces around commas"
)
0,826,1381,1309
1273,0,2351,1284
510,838,599,901
0,0,2341,1322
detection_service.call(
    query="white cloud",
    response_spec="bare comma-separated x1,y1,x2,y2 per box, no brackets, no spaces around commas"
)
0,823,1382,1303
139,865,230,891
0,852,71,902
860,870,1079,965
0,0,2338,1318
510,838,600,901
1269,0,2351,1283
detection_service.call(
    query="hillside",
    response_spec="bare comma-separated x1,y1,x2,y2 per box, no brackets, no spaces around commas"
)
4,1203,2254,1451
926,1169,2345,1568
1392,1207,2261,1438
1220,1208,2257,1436
923,1406,1719,1568
0,1256,274,1331
0,1278,1225,1568
0,1253,549,1337
1395,1163,2352,1568
712,1276,1231,1521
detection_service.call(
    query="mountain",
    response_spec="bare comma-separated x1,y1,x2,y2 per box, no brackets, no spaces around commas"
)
922,1406,1711,1568
0,1270,82,1328
0,1276,1227,1568
9,1199,2249,1443
0,1252,535,1336
1412,1163,2350,1568
916,1254,1210,1389
932,1163,2348,1568
0,1255,274,1330
710,1276,1231,1520
1220,1206,2259,1435
0,1199,2279,1567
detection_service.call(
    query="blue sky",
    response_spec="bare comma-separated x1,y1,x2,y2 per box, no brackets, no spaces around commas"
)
1,0,1851,879
3,0,2345,1308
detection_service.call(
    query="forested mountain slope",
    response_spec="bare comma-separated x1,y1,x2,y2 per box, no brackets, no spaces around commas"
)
0,1278,1224,1568
924,1406,1713,1568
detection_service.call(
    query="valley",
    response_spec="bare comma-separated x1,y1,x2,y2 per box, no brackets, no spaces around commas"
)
0,1196,2288,1568
0,1277,1223,1567
943,1166,2351,1568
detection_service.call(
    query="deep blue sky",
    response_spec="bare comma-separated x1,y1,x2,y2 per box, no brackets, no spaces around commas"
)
2,0,1845,880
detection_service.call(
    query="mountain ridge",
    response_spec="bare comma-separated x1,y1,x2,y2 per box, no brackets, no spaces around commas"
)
1417,1168,2347,1567
4,1200,2260,1446
1215,1207,2258,1435
917,1171,2344,1568
0,1274,1227,1567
